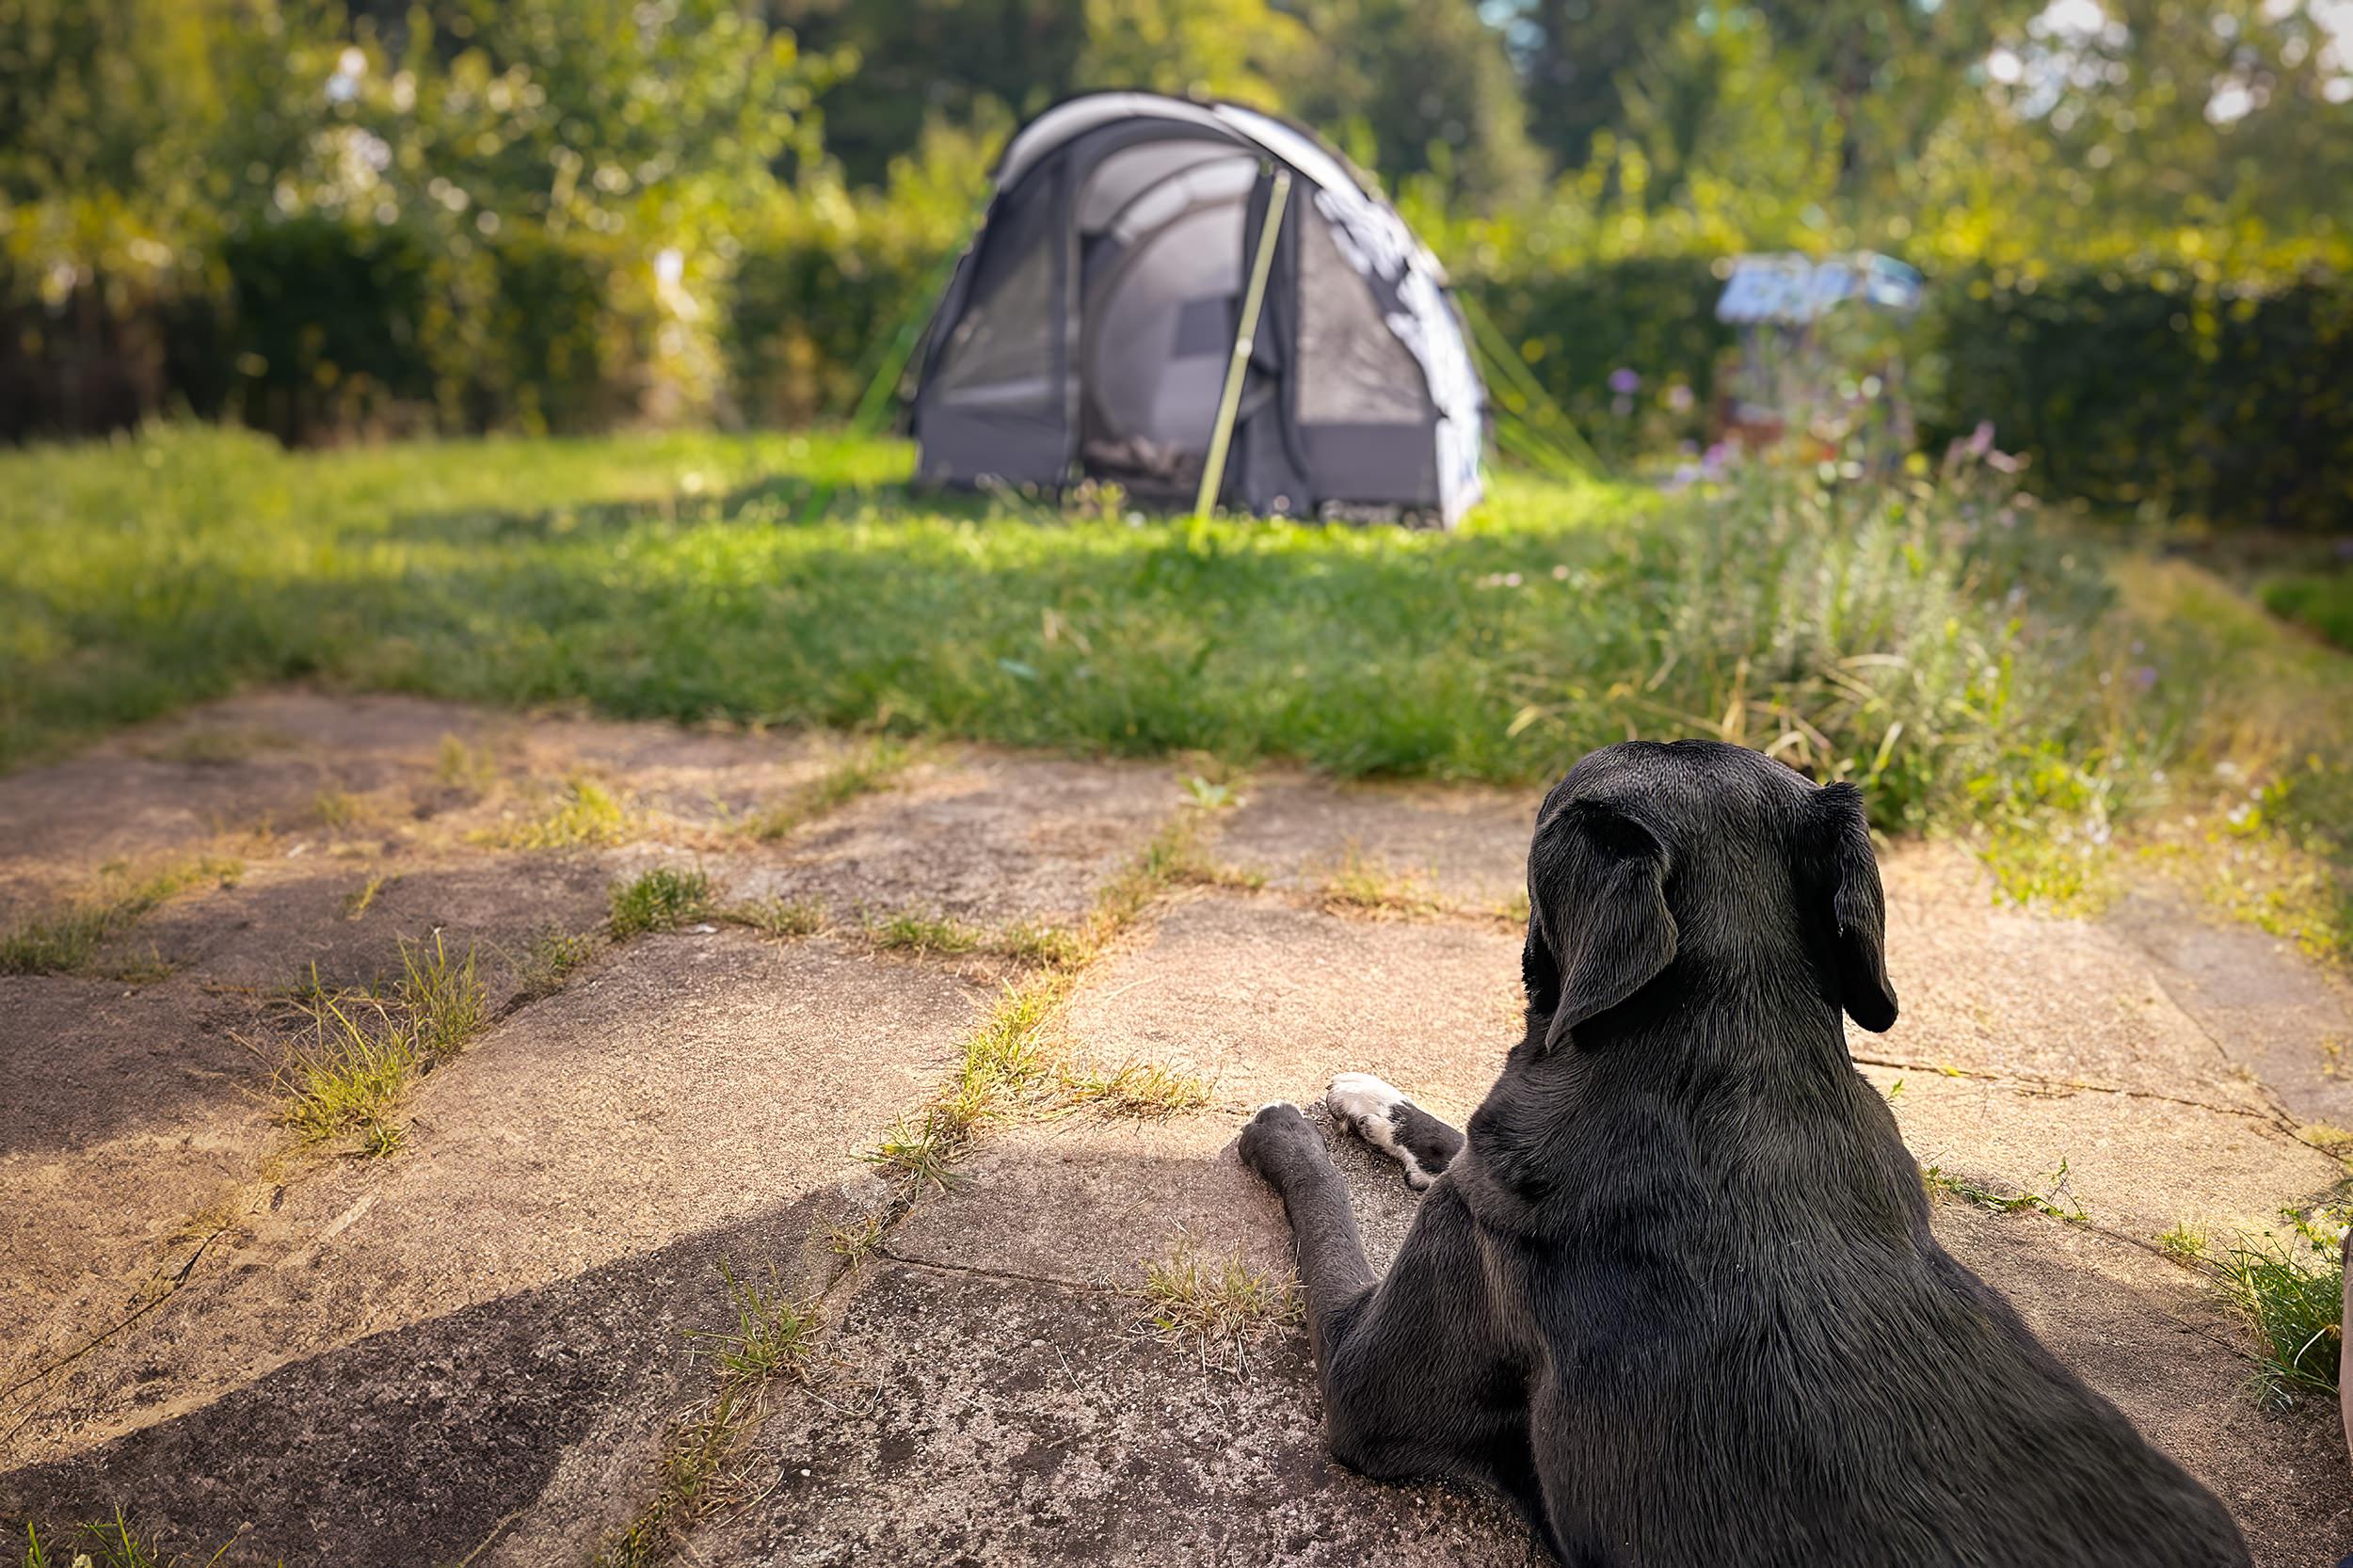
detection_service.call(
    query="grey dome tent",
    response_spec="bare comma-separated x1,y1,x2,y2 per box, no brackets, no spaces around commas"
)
911,92,1484,526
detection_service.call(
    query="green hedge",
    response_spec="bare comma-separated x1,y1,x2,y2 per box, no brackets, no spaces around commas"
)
1920,268,2352,533
1459,255,1728,461
5,220,656,445
7,220,2347,538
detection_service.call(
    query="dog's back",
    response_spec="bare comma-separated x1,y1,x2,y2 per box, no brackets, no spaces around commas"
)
1462,1051,2246,1567
1465,741,2249,1567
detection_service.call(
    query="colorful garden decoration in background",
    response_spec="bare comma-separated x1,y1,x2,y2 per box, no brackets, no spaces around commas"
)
1711,252,1924,465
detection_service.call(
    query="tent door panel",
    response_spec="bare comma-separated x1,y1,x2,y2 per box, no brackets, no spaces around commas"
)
1074,152,1257,497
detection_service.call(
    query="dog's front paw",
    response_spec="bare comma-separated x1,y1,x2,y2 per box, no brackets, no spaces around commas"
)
1325,1072,1435,1190
1238,1100,1311,1180
1326,1071,1408,1135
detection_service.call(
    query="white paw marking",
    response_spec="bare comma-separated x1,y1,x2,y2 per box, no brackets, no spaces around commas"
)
1325,1073,1432,1188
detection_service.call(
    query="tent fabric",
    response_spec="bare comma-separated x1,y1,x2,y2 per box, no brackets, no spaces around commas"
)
912,91,1484,525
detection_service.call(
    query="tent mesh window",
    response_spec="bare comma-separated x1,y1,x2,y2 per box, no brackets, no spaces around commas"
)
1295,208,1427,427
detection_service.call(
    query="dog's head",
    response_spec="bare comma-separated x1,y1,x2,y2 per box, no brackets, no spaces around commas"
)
1521,739,1897,1048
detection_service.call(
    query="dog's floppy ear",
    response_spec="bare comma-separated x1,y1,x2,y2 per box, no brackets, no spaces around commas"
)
1808,781,1898,1032
1529,799,1677,1049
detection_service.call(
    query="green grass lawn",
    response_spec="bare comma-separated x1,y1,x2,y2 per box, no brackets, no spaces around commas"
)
2,425,2346,892
2265,568,2353,653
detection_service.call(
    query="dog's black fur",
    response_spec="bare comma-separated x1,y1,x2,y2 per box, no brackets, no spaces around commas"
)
1239,739,2249,1568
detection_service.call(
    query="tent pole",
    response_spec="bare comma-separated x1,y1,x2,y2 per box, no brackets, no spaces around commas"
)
1194,168,1291,522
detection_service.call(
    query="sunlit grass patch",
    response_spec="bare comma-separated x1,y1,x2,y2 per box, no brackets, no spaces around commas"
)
2156,1222,2210,1265
993,919,1088,968
312,788,366,829
866,910,982,955
266,933,486,1155
742,737,913,840
473,776,632,850
1321,845,1446,919
401,930,486,1058
2219,1233,2344,1408
609,866,716,937
433,732,500,795
0,854,240,975
1060,1058,1213,1120
866,974,1069,1191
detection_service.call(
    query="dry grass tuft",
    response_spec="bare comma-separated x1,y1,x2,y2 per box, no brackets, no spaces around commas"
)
266,932,485,1156
1137,1236,1302,1374
1321,845,1445,919
0,854,241,975
1060,1058,1212,1120
742,738,914,840
472,775,632,850
865,910,983,955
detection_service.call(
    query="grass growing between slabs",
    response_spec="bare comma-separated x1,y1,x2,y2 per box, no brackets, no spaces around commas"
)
741,737,913,840
266,932,486,1157
2162,1208,2347,1410
18,1508,228,1568
864,809,1228,1192
608,866,718,937
1136,1235,1303,1377
595,1263,824,1568
3,424,2348,950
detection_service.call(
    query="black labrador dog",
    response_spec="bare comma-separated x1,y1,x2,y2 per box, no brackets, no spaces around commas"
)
1239,740,2248,1568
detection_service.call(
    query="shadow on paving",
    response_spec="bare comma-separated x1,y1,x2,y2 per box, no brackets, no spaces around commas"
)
3,1091,2345,1567
0,1187,862,1568
693,1257,1547,1568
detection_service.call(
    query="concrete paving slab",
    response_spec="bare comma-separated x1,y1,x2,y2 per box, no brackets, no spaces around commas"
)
1862,1062,2338,1240
2106,888,2353,1128
1061,891,1525,1123
0,1196,843,1568
0,976,279,1384
1877,844,2281,1112
1212,773,1531,912
734,750,1181,927
7,932,977,1470
0,693,485,915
